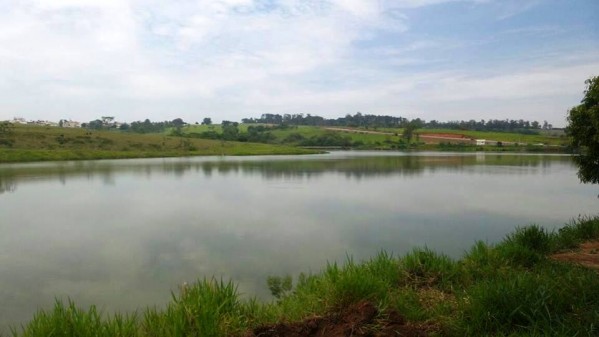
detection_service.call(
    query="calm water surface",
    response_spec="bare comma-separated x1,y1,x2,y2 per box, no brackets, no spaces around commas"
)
0,151,597,330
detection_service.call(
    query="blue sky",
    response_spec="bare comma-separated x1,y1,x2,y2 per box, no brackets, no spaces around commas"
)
0,0,597,126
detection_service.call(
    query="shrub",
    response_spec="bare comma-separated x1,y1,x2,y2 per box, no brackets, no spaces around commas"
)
400,248,458,288
325,257,391,307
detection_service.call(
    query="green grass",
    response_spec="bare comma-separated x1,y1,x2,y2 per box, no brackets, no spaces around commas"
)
0,125,317,163
9,216,599,337
418,128,567,146
184,124,567,150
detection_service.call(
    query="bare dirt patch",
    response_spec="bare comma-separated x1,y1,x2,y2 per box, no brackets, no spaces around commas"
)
248,301,432,337
550,241,599,270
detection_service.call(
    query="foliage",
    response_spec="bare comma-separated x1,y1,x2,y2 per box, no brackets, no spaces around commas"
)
267,275,293,299
221,121,240,141
241,112,546,133
299,132,354,147
0,121,15,147
400,248,458,288
402,119,422,143
566,76,599,183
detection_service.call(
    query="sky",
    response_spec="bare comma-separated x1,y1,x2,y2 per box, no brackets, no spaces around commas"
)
0,0,597,126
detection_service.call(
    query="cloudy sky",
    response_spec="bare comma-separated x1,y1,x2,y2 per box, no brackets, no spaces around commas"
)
0,0,597,126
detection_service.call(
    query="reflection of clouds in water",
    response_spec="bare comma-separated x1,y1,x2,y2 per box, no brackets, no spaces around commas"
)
0,153,593,332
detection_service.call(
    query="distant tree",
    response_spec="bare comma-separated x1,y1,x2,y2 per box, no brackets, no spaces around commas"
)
201,117,212,125
222,121,239,140
87,119,104,130
402,120,421,143
171,118,186,127
101,116,115,126
0,121,15,147
566,76,599,184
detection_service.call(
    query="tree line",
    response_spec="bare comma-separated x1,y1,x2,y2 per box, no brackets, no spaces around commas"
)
81,113,551,135
82,118,187,134
242,112,552,133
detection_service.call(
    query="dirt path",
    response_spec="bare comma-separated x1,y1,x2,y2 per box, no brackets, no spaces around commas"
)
550,241,599,270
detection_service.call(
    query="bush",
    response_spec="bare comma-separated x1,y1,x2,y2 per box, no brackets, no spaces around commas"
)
462,265,599,336
324,256,393,307
400,248,458,288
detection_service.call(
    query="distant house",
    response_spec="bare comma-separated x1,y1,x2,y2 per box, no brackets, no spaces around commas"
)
12,117,27,124
475,139,486,146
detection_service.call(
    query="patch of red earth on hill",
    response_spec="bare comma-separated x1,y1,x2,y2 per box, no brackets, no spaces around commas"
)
550,241,599,270
248,301,433,337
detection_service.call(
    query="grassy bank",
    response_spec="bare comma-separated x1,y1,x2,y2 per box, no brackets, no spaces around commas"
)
9,216,599,337
0,124,569,163
0,125,317,163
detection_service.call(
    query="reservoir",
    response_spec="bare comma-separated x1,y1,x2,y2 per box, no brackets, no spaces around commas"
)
0,151,597,331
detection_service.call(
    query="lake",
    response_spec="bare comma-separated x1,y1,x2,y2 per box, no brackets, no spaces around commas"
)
0,151,597,331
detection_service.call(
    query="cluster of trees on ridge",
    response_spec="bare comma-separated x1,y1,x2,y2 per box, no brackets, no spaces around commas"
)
82,117,188,134
243,113,554,133
80,113,553,136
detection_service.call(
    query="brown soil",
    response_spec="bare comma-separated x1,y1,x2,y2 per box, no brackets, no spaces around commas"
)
248,301,432,337
550,241,599,270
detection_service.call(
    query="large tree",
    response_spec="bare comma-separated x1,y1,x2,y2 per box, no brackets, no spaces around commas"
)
566,76,599,184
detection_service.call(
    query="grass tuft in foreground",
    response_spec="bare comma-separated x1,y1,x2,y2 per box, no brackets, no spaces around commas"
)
10,216,599,337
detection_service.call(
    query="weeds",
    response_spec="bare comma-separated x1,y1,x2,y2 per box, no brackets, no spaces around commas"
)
400,247,458,288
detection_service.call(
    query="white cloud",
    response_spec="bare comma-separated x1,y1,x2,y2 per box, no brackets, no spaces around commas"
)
427,63,599,101
0,0,595,126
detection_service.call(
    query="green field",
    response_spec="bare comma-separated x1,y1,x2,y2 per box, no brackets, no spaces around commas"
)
182,124,568,150
11,216,599,337
0,123,571,164
0,125,317,163
418,129,568,146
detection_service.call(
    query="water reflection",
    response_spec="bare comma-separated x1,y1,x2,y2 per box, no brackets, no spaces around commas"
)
0,152,574,194
0,152,594,333
0,175,16,194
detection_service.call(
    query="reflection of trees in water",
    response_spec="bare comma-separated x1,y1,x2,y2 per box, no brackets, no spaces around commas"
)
0,155,574,190
187,155,570,181
0,162,117,194
0,175,16,194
